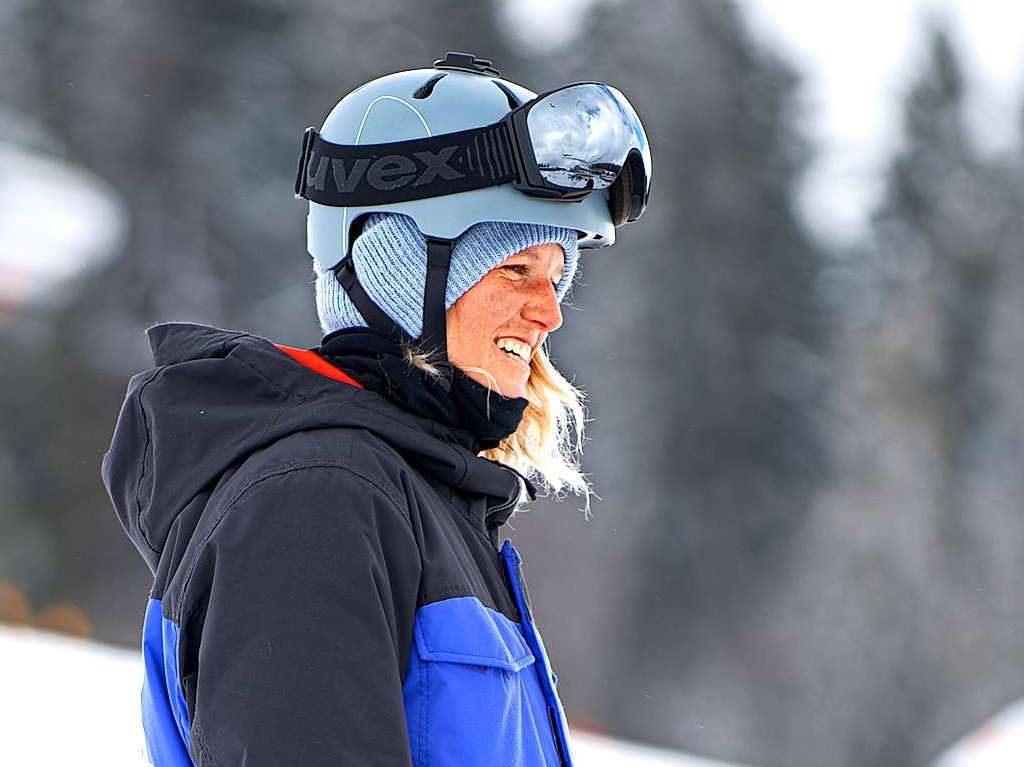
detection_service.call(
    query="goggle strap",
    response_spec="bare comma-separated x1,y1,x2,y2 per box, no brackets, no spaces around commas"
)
297,124,517,207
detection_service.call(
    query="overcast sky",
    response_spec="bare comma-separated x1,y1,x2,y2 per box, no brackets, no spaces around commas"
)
503,0,1024,248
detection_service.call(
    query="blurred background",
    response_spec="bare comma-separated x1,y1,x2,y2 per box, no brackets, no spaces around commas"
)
2,1,1023,765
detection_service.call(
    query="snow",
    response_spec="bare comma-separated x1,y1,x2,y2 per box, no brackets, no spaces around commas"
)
0,624,148,765
572,732,758,767
932,698,1024,767
0,624,752,766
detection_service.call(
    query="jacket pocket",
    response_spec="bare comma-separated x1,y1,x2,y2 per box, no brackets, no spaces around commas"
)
404,596,561,767
415,595,535,671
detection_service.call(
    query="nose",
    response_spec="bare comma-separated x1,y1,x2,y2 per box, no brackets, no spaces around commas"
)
522,281,563,332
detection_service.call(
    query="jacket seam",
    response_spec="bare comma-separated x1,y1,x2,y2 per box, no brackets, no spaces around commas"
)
190,721,224,767
134,368,166,555
422,654,430,767
232,349,307,403
254,399,308,444
213,331,251,351
176,460,414,621
419,587,501,615
456,503,498,551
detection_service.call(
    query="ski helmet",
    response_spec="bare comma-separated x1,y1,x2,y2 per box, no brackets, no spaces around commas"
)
295,51,651,361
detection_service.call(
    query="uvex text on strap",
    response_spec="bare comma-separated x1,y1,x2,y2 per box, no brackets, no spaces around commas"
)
295,124,517,207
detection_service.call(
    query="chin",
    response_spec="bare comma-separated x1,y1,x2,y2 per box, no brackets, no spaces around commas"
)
496,368,530,399
500,381,527,399
476,352,527,399
499,368,531,399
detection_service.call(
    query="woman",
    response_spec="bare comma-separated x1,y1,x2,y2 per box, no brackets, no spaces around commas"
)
103,52,650,766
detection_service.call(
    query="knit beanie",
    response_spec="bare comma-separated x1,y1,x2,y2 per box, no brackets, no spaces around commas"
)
314,213,580,338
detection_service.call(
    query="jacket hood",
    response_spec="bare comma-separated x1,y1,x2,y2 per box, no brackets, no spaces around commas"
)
101,322,522,574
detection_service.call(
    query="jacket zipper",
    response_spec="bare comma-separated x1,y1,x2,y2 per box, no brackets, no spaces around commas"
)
501,540,573,766
548,705,569,767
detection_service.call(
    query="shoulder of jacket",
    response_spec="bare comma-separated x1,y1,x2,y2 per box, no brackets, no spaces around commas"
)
229,460,407,518
222,425,409,507
173,458,419,628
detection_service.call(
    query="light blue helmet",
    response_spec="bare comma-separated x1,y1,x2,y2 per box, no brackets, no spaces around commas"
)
304,53,617,276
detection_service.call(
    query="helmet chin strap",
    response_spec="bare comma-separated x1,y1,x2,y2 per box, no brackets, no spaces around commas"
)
420,237,455,363
331,236,456,380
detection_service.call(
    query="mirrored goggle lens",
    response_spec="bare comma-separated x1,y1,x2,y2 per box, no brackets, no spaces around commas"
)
527,83,650,191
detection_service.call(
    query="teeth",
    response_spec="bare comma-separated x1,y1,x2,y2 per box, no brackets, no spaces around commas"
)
495,337,531,361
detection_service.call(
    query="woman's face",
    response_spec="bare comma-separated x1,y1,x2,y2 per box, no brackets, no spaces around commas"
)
446,242,566,399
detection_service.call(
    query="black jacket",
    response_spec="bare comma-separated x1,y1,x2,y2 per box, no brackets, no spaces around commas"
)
101,322,574,766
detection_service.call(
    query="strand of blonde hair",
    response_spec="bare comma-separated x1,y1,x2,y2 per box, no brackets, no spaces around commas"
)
403,343,591,514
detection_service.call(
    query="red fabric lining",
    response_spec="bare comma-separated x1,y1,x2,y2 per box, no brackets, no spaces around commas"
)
274,344,364,388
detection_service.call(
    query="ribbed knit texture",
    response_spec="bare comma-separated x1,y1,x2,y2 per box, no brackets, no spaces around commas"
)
314,213,580,338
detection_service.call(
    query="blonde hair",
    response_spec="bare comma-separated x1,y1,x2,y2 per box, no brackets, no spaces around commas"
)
403,343,591,513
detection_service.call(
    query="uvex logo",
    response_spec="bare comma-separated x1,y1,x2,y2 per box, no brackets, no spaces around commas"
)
306,147,464,193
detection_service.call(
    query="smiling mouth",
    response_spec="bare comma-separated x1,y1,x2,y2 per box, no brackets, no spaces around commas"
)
494,337,532,365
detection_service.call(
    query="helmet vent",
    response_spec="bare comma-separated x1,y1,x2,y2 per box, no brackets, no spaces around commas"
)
490,79,522,110
413,73,447,99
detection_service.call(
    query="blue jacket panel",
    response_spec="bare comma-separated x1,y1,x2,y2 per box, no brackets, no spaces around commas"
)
141,599,192,767
403,579,572,766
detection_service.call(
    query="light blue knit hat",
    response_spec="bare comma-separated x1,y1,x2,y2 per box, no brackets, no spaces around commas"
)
315,213,580,338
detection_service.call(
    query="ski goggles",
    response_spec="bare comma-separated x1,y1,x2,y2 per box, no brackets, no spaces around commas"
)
295,81,651,225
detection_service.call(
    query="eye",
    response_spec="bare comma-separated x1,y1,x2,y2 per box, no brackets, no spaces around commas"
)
502,264,530,277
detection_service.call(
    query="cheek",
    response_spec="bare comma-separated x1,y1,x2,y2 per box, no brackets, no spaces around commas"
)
447,286,518,358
